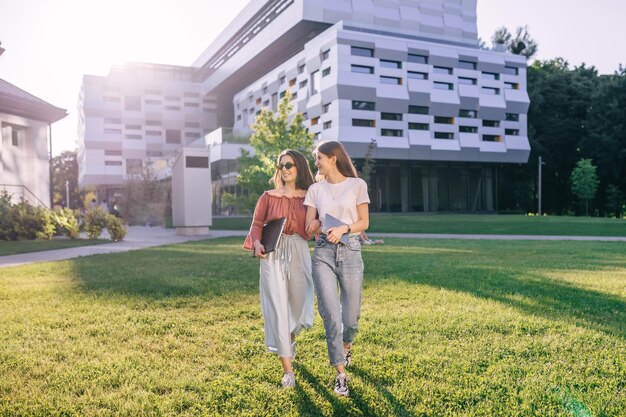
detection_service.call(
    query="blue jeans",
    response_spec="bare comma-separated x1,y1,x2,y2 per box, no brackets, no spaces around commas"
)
312,235,364,366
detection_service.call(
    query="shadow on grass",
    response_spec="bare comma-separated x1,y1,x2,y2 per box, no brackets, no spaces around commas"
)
363,241,626,340
69,238,260,300
293,364,349,416
349,365,415,417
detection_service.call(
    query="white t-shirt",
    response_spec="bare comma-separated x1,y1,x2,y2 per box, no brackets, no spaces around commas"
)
304,177,370,232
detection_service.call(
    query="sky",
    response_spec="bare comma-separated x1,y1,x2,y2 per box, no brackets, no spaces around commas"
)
1,0,624,156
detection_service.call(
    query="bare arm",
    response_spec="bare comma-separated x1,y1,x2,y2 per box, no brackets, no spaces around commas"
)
325,203,369,243
305,206,321,235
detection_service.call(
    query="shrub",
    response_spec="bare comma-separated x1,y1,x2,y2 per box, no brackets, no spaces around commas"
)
0,190,13,240
106,214,127,241
83,207,109,239
11,201,51,240
53,208,81,239
35,207,56,240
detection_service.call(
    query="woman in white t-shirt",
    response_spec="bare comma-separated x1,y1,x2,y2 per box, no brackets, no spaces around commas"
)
304,141,370,397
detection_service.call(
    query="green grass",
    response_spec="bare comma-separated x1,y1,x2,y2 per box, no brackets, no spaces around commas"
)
213,214,626,237
1,238,625,416
0,238,109,256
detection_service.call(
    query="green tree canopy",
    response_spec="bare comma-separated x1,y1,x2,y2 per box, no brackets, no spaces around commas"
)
491,26,538,59
51,150,82,209
570,158,599,215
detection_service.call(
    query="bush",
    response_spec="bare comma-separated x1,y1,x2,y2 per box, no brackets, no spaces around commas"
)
0,191,13,240
53,208,81,239
35,207,56,240
106,215,127,241
83,207,109,239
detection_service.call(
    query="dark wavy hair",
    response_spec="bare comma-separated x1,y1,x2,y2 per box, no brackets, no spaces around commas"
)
272,149,315,190
315,140,358,178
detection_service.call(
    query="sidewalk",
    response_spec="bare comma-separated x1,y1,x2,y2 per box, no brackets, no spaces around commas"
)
1,227,624,268
0,226,248,268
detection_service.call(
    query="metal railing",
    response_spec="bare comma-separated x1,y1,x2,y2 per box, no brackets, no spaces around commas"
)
0,184,49,208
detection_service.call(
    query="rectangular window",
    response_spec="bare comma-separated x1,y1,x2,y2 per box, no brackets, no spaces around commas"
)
322,67,331,77
165,105,181,111
381,129,403,137
408,71,428,80
408,123,429,130
323,103,331,113
145,120,161,126
279,91,286,99
482,72,500,80
279,76,286,84
351,65,374,74
145,130,162,136
434,116,454,124
185,122,200,128
434,82,453,90
104,96,121,103
323,121,332,129
125,124,141,130
125,134,142,140
186,156,209,168
104,150,122,156
262,86,268,94
105,161,122,166
459,60,477,70
271,93,278,110
124,96,141,111
256,97,262,105
351,46,374,57
11,129,20,146
165,96,180,101
104,128,122,134
352,100,375,111
165,129,181,144
145,99,161,105
505,82,519,90
352,119,375,127
481,87,500,95
184,92,199,98
433,66,453,75
299,79,308,88
483,120,500,127
459,126,478,133
408,105,429,115
311,117,320,126
263,100,269,107
408,53,428,64
482,134,501,142
287,78,295,87
104,118,121,124
458,77,477,85
380,59,401,69
322,49,330,60
505,113,520,121
459,109,478,118
185,132,201,138
311,71,320,95
434,132,454,140
504,66,519,75
381,112,402,121
145,89,160,95
380,76,402,85
505,129,520,136
298,64,305,74
126,159,142,175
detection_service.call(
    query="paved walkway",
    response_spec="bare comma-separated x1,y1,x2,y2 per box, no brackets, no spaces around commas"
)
1,227,624,268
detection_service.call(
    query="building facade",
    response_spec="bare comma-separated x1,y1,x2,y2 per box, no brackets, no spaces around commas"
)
79,0,530,213
77,63,215,201
0,76,67,208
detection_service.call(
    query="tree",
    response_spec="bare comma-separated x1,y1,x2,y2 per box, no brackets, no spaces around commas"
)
51,150,82,209
491,26,538,59
230,91,314,211
605,184,625,218
570,158,599,215
119,164,170,225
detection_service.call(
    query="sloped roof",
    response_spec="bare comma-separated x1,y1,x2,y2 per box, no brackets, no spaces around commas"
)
0,78,67,123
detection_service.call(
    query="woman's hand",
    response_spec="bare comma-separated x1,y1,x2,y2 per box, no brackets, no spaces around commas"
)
325,225,347,244
253,240,266,258
306,218,321,235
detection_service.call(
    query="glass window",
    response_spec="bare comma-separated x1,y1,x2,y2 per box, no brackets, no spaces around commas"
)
381,112,403,121
482,72,500,80
322,49,330,60
434,132,454,139
381,129,403,137
105,161,122,166
458,77,477,85
408,53,428,64
351,65,374,74
505,129,519,136
434,66,453,75
322,67,331,77
298,64,305,74
482,134,501,142
504,66,519,75
505,82,519,90
311,117,320,126
124,96,141,111
299,79,308,88
380,76,402,85
481,87,500,95
323,121,332,129
311,71,320,95
380,59,401,69
408,105,429,114
459,60,477,70
408,71,428,80
459,109,478,118
352,101,375,111
351,46,374,57
408,123,429,130
104,150,122,156
434,82,453,90
165,129,181,144
323,103,331,113
352,119,375,127
459,126,478,133
434,116,454,124
505,113,520,121
483,120,500,127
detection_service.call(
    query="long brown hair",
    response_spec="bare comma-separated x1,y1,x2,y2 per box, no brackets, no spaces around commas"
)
315,141,358,178
272,149,315,190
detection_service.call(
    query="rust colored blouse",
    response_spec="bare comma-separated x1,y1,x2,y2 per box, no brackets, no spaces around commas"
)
243,191,310,250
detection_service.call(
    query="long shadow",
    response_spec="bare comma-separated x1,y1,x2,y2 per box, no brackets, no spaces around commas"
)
363,242,626,340
69,238,260,300
349,365,415,417
294,364,351,417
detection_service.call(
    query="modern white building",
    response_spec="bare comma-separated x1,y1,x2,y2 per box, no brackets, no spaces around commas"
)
79,0,530,212
77,63,215,202
0,72,67,207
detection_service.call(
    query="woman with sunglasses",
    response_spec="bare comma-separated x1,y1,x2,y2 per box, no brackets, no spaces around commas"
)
304,141,370,397
243,149,316,388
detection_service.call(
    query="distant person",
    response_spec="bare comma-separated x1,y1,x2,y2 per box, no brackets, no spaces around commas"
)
359,231,384,245
100,199,109,213
89,198,97,210
304,140,370,397
243,149,316,389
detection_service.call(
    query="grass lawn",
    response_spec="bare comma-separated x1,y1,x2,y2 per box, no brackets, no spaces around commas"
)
1,238,625,416
212,214,626,237
0,238,109,257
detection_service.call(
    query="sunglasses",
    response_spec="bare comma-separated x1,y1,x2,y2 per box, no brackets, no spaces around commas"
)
276,162,296,170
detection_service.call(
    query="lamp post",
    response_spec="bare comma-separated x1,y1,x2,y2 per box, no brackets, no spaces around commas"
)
538,156,546,215
65,180,70,208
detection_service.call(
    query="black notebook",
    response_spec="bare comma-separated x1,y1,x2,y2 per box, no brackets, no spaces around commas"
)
254,217,287,257
323,213,350,245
